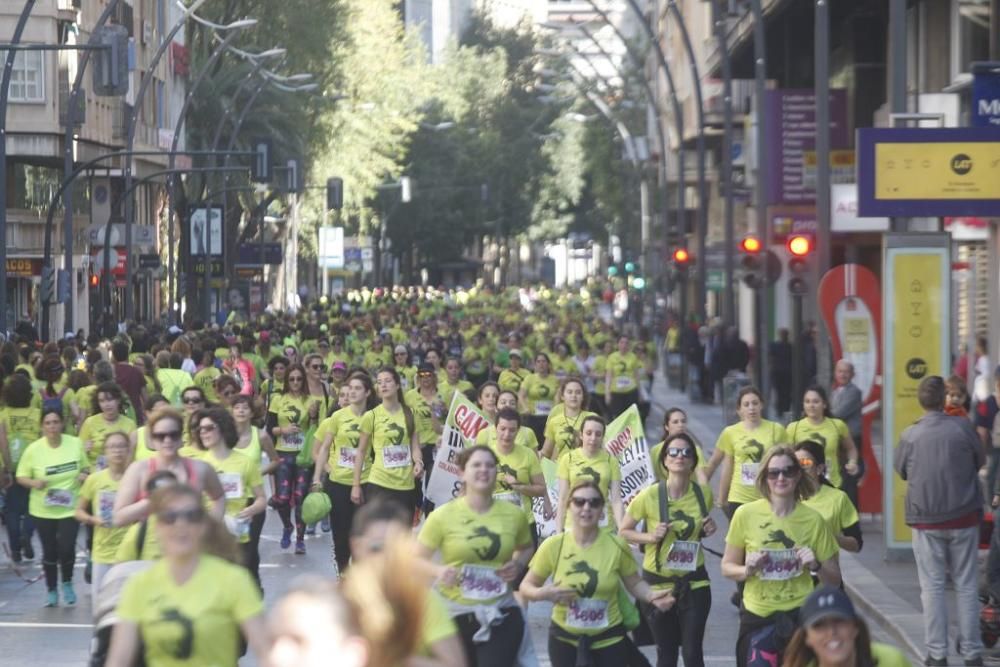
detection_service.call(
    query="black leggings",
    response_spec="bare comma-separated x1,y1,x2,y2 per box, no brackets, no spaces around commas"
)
454,607,525,667
643,586,712,667
271,452,312,539
34,516,79,591
366,484,417,514
548,631,631,667
420,443,436,515
323,478,358,573
3,483,34,551
242,501,266,590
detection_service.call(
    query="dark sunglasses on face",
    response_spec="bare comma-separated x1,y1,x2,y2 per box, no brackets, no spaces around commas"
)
288,376,304,382
159,507,205,525
151,430,182,442
310,364,326,371
666,447,695,459
571,496,604,509
766,466,800,480
182,397,203,405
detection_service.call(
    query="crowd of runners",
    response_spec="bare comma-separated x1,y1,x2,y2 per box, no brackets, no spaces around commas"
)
0,285,910,666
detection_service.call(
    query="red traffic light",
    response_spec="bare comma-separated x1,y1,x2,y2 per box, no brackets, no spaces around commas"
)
89,273,99,287
740,236,763,254
787,235,813,257
672,248,690,264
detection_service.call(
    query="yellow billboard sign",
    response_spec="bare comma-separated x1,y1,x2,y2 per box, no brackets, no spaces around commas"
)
874,142,1000,199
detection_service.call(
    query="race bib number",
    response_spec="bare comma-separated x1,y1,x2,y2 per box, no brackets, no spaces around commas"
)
337,447,357,469
98,490,116,525
493,491,522,508
740,463,759,486
220,473,244,500
615,376,632,389
44,488,74,508
665,541,700,572
535,401,552,416
282,431,304,451
460,565,507,601
382,445,412,469
566,598,609,630
757,549,802,581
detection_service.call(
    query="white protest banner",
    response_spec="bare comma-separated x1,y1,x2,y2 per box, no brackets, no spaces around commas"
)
604,404,655,507
532,457,560,538
424,392,491,507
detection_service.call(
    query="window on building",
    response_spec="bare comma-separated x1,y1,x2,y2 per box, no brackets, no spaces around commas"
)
952,0,992,77
0,50,45,102
156,79,166,129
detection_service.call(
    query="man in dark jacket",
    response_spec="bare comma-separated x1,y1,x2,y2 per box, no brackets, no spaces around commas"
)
894,375,984,666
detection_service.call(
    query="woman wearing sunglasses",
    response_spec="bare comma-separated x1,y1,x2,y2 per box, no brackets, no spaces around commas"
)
794,441,862,553
192,407,266,583
112,408,225,529
304,353,334,424
417,445,534,667
130,394,171,462
312,372,377,573
392,345,418,392
107,483,267,667
15,408,88,607
619,432,716,667
267,363,317,554
555,415,624,531
177,387,208,459
722,446,840,667
521,480,675,667
649,407,712,486
79,382,136,471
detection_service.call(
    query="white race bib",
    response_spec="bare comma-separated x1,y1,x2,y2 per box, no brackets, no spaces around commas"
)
337,447,357,469
534,401,552,416
44,488,74,508
740,463,759,486
220,472,244,500
282,431,304,451
382,445,411,469
98,490,116,525
566,598,609,630
493,491,522,508
665,541,700,572
757,549,802,581
460,565,507,601
615,376,632,389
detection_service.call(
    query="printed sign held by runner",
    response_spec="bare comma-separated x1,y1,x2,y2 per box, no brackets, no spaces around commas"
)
603,404,656,507
532,457,560,538
425,392,491,507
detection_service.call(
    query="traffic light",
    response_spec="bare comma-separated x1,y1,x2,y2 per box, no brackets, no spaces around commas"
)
624,261,636,274
607,265,619,277
670,248,691,283
89,272,99,288
40,266,56,305
326,177,344,210
57,269,70,304
93,25,129,97
786,234,815,296
285,157,306,193
740,235,766,288
251,139,273,183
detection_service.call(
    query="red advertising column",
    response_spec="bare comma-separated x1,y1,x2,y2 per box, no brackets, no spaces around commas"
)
818,264,882,513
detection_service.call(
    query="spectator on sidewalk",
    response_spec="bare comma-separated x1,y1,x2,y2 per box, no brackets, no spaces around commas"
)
945,375,971,418
830,360,864,509
769,329,793,419
894,375,984,667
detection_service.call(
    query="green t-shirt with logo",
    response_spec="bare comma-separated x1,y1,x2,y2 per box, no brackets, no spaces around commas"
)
16,435,88,520
717,420,787,504
361,404,415,491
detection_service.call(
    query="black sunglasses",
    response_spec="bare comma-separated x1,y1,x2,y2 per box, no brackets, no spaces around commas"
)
159,507,206,525
666,447,695,459
571,496,604,509
151,430,182,442
766,466,800,480
182,397,203,405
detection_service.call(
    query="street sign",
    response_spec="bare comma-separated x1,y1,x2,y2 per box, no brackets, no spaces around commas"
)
88,224,155,247
707,270,725,292
5,257,42,277
972,62,1000,128
192,260,225,277
237,243,282,265
189,206,224,257
138,254,161,270
318,227,345,269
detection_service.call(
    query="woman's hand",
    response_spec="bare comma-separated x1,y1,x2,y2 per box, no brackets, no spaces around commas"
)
701,517,717,537
650,522,669,542
796,546,818,572
542,584,577,605
350,484,364,505
844,460,859,476
438,566,460,588
647,590,676,612
497,560,525,583
745,550,767,576
412,460,424,478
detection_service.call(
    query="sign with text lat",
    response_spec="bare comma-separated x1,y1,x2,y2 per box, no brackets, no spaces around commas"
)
857,127,1000,217
882,234,951,560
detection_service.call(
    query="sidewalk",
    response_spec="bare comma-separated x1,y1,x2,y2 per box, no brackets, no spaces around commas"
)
646,368,980,664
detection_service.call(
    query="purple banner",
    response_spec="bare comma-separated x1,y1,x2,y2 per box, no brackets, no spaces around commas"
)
765,89,849,204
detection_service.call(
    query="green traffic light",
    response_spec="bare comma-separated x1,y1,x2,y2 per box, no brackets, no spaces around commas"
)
632,277,646,290
608,266,619,277
624,261,636,273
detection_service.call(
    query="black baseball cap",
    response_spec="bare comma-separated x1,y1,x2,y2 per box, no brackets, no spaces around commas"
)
799,586,857,628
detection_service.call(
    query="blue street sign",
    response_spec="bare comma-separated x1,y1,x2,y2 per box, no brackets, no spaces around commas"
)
972,62,1000,128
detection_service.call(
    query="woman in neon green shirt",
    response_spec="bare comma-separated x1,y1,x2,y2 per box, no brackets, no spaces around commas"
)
107,483,267,667
785,385,859,490
15,408,89,607
79,382,136,470
540,377,595,461
794,441,862,553
352,368,422,513
519,353,559,444
717,386,787,516
722,446,840,667
0,373,42,564
555,416,624,531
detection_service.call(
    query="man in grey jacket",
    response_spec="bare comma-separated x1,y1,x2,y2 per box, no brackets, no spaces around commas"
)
895,375,985,666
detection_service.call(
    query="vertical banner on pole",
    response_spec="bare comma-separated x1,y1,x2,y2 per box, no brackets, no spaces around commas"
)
882,233,951,559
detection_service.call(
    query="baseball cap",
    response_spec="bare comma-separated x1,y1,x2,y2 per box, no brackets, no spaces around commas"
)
799,586,857,628
417,363,435,374
394,344,408,355
331,361,347,372
509,348,522,358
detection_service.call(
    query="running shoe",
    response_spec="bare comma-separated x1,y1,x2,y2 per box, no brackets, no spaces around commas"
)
295,540,306,555
305,524,317,536
280,527,292,549
321,517,331,533
21,537,34,560
62,582,77,605
45,590,58,607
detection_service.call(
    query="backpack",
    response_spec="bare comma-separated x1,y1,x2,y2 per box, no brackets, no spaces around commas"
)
40,387,68,416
